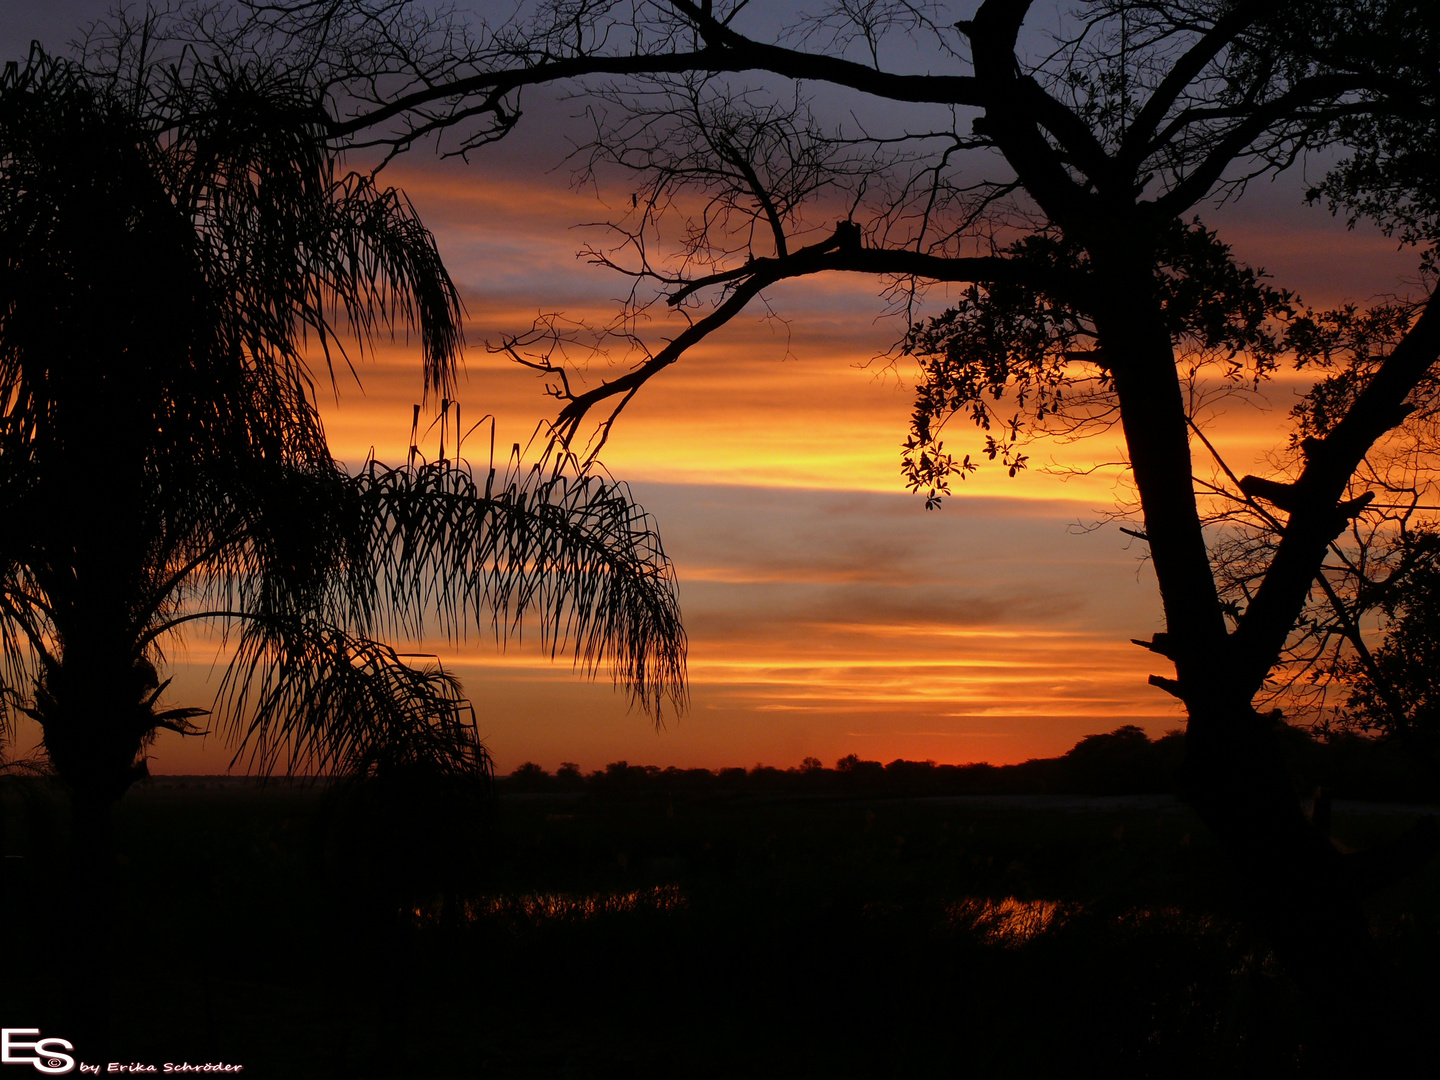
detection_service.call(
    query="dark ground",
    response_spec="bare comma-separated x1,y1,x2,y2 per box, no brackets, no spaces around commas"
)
2,778,1437,1078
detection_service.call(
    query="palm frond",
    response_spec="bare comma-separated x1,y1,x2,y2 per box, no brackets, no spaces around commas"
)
345,447,687,720
218,617,480,777
164,58,465,399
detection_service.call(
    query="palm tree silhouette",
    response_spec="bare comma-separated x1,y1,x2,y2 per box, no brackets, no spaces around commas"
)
0,47,685,1053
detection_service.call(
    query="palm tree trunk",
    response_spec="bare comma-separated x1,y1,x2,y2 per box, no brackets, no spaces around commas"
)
63,791,114,1062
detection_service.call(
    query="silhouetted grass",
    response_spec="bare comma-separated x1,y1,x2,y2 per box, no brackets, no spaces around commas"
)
2,776,1436,1078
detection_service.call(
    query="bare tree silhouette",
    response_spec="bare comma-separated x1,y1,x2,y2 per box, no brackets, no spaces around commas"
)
1339,529,1440,744
225,0,1440,1062
0,43,684,1054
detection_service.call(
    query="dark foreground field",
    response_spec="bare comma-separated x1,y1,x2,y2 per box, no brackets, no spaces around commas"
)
3,780,1438,1078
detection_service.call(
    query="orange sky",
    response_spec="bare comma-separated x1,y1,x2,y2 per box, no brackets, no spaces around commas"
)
123,154,1421,776
0,7,1423,774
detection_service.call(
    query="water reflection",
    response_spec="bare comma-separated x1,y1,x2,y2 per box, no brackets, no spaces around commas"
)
410,884,689,925
947,897,1067,945
411,888,1097,946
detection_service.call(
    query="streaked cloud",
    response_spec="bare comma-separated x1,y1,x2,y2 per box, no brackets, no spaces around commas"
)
15,136,1413,778
135,481,1181,773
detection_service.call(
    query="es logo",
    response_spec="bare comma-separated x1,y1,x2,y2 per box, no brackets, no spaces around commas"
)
1,1030,75,1075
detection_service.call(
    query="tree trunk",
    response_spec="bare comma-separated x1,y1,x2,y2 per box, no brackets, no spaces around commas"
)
1083,233,1422,1071
1180,698,1399,1073
62,791,115,1062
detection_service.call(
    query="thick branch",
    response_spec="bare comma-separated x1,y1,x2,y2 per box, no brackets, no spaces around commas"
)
557,227,1055,434
966,0,1091,223
332,36,983,141
1151,73,1373,217
1121,0,1283,170
1235,287,1440,689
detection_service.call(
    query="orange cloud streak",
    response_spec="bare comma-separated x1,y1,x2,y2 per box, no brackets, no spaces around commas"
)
129,158,1423,775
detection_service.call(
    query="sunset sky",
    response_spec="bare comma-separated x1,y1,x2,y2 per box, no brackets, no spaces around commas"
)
2,2,1425,773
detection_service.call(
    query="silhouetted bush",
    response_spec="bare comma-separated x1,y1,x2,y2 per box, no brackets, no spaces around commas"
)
509,762,551,793
1057,726,1186,795
716,767,749,789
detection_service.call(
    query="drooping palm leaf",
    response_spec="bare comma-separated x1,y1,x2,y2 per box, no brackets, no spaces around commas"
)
218,615,482,777
343,450,687,718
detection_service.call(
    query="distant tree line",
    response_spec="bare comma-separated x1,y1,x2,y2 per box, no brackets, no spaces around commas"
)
498,725,1435,803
